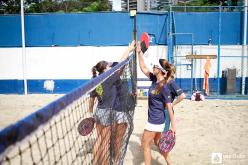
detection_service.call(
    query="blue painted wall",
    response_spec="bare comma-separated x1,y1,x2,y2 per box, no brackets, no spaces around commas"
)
0,12,167,47
174,12,242,45
28,79,88,93
0,79,88,94
0,12,246,47
24,13,134,46
0,15,22,47
0,78,247,94
0,12,247,94
0,80,24,94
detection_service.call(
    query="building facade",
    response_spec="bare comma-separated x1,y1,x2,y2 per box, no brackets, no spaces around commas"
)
120,0,178,11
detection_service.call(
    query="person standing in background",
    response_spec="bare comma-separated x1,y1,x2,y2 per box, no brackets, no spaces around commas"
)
203,58,211,96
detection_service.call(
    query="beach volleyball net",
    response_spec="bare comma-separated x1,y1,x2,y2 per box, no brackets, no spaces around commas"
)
0,55,136,165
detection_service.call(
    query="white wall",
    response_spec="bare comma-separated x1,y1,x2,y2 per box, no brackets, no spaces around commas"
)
0,46,167,80
0,48,23,79
0,45,246,81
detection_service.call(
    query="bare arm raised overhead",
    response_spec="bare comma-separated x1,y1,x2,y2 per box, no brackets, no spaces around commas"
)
136,42,150,78
119,40,135,62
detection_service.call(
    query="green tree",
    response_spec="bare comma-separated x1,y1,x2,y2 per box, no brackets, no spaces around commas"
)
0,0,20,14
0,0,112,14
177,0,219,6
82,0,111,12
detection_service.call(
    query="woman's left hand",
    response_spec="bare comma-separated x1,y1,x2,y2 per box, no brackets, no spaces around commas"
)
128,40,136,52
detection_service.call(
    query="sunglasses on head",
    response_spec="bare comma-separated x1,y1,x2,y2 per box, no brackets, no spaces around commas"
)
153,65,167,73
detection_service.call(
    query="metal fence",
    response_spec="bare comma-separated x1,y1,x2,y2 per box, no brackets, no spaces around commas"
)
169,5,248,98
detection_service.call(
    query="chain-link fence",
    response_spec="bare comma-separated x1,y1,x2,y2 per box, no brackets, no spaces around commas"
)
171,5,248,97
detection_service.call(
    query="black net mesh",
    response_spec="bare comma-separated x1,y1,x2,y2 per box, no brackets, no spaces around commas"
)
0,55,136,165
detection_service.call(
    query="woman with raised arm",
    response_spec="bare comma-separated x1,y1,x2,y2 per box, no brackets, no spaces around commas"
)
88,41,135,165
137,43,175,165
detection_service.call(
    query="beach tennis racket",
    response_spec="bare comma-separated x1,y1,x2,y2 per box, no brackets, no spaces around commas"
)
159,130,176,153
140,32,150,53
77,117,95,136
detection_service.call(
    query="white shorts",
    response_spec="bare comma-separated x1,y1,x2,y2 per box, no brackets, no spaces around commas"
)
145,122,165,132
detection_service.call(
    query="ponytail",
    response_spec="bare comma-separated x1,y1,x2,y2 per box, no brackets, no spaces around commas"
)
170,64,176,79
92,66,97,78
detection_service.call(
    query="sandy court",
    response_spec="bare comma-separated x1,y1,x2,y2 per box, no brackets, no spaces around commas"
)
0,94,62,130
0,94,248,165
125,99,248,165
